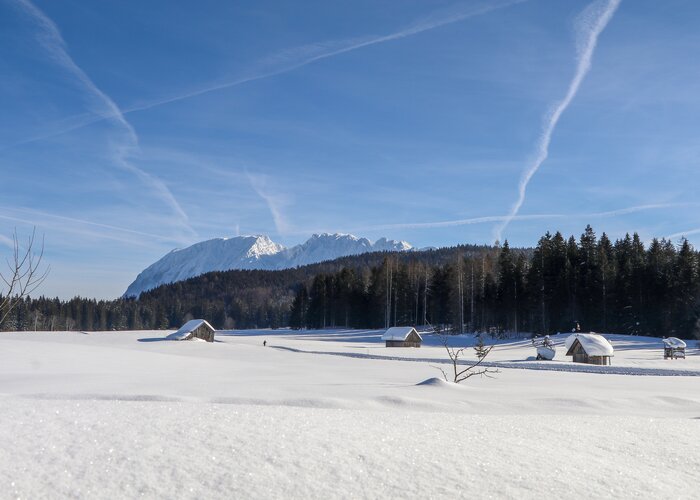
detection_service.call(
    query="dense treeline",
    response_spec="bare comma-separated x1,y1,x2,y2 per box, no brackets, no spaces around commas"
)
0,244,493,332
3,226,699,338
290,226,700,339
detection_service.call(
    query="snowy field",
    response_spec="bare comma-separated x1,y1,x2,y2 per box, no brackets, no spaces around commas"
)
1,329,699,499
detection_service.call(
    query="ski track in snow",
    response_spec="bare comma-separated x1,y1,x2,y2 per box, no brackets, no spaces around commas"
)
270,345,700,377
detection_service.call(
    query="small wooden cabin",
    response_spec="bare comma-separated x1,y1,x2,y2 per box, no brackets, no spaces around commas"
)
565,333,613,365
382,326,423,348
167,319,216,342
663,337,686,359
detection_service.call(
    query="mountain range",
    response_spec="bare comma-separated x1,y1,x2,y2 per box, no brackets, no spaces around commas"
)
124,233,412,297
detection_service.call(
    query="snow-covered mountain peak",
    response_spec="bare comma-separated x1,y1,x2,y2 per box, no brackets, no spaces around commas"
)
243,235,285,259
124,233,413,297
308,232,364,242
374,237,413,251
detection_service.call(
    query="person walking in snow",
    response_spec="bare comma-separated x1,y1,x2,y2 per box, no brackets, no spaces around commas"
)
263,340,267,347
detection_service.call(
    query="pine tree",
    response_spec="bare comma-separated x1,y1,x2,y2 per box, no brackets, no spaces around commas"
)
673,239,699,335
289,286,308,329
578,225,601,329
496,241,516,332
474,335,488,360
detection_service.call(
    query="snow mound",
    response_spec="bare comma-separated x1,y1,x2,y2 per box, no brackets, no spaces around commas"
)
416,377,449,386
414,377,467,389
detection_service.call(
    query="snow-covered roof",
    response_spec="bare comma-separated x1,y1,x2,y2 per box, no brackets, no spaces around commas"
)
381,326,422,341
167,319,215,340
663,337,687,348
565,333,614,357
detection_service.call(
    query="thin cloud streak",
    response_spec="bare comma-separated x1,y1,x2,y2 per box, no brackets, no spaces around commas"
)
11,0,194,235
0,213,162,248
338,202,689,234
0,211,190,249
493,0,622,242
0,234,15,249
0,206,192,244
667,228,700,240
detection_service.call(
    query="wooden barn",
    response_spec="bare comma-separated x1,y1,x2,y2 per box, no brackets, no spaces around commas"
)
167,319,216,343
565,333,613,365
382,326,423,347
663,337,686,359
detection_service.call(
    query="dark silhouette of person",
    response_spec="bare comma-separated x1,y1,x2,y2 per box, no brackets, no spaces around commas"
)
263,340,267,347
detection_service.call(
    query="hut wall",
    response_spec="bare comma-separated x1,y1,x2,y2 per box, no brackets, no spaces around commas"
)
664,347,685,359
588,355,611,366
385,340,421,348
193,324,215,342
570,342,611,365
406,332,422,346
572,352,588,363
571,344,588,364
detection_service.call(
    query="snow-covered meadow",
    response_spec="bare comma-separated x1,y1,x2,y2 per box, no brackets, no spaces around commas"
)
1,329,699,498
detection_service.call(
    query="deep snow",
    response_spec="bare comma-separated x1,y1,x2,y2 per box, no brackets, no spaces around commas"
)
1,329,699,499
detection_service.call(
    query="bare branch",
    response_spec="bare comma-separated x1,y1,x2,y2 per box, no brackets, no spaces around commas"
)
0,228,50,328
430,364,449,382
434,331,498,384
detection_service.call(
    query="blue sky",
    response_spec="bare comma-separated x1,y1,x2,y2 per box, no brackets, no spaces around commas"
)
1,0,700,298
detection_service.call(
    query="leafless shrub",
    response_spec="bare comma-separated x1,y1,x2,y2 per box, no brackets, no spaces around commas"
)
433,332,499,383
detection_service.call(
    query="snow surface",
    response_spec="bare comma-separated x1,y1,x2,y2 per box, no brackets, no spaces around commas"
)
166,319,214,340
124,233,412,297
1,329,699,498
565,333,614,356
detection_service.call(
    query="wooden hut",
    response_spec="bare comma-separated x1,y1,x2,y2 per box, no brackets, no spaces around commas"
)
663,337,686,359
167,319,216,342
382,326,423,348
564,333,613,365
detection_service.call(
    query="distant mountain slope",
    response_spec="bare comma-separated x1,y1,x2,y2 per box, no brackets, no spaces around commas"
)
133,242,496,329
124,233,412,297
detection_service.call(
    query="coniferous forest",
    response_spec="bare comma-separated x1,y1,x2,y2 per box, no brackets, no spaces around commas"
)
3,226,700,339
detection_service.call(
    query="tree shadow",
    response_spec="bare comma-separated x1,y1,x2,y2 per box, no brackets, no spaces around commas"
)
138,337,224,343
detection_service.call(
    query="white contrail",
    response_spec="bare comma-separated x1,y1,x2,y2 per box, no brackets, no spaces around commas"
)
3,0,526,148
10,0,194,235
493,0,622,243
246,172,291,235
125,0,526,114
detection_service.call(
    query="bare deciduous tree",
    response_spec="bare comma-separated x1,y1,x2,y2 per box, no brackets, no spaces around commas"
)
433,332,499,384
0,229,50,327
